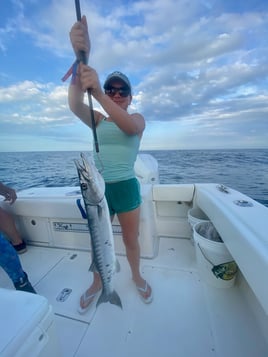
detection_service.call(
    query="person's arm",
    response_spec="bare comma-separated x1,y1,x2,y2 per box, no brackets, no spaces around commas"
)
0,182,17,204
68,16,145,136
68,78,102,128
79,64,145,136
70,15,90,64
93,91,145,136
68,15,103,128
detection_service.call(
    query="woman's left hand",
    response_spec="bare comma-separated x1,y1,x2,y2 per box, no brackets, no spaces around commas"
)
79,64,103,98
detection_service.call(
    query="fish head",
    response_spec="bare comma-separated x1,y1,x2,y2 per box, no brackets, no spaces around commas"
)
74,153,105,204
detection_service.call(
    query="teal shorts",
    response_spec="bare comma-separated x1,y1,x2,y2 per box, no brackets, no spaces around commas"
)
105,178,141,215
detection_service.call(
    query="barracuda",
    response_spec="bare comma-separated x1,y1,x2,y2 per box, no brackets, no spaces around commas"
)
74,153,122,309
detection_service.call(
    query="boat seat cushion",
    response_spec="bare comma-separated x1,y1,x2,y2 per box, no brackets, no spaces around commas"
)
153,184,195,202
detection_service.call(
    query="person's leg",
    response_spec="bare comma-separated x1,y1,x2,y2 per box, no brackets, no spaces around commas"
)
0,232,24,281
117,207,152,302
0,233,35,293
0,207,26,253
79,272,102,311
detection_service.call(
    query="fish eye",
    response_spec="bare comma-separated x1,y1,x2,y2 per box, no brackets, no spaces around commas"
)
81,183,87,190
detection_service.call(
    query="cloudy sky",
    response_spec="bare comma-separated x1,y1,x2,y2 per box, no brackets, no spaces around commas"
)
0,0,268,152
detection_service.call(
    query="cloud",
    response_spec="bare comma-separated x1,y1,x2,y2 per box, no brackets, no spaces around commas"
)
0,80,70,131
0,0,268,151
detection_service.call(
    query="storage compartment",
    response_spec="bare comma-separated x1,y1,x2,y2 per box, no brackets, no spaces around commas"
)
153,184,194,238
0,288,60,356
15,216,52,246
6,185,157,258
50,218,90,250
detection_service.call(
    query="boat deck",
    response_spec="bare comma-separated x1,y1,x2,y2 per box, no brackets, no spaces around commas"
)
0,237,267,357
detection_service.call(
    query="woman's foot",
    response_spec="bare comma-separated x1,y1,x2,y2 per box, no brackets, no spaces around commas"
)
78,285,102,314
135,279,153,304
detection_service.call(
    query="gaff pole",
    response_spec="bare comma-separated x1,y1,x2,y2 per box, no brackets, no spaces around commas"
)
74,0,99,153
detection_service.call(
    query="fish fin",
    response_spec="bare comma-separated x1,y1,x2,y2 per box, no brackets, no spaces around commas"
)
89,261,97,272
76,199,87,219
97,204,103,218
89,249,99,272
96,290,123,309
115,259,120,273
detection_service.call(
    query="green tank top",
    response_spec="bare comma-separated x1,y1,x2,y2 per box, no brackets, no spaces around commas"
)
93,119,141,182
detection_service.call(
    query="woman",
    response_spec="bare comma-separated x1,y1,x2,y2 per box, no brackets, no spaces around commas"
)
68,15,152,313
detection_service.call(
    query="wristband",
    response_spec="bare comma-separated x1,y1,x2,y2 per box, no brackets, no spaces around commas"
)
61,60,79,84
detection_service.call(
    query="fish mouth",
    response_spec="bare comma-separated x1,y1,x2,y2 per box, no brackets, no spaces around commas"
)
74,153,92,180
74,153,105,204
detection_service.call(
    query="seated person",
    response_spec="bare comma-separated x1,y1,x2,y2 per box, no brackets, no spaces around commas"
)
0,232,36,293
0,182,27,254
0,182,35,293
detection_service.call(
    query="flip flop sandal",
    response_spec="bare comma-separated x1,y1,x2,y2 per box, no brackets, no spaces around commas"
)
77,289,101,314
136,281,153,304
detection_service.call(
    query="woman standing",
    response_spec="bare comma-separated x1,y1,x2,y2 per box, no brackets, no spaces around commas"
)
68,15,152,313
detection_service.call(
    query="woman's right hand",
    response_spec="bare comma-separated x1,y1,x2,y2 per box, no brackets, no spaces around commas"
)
70,15,90,62
0,183,17,204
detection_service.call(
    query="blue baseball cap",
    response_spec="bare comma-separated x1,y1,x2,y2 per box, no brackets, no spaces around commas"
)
103,71,132,94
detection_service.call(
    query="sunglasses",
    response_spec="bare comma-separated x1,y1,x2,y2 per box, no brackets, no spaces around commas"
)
105,86,130,97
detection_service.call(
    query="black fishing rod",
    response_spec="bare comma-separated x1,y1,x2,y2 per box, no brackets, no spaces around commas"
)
75,0,99,153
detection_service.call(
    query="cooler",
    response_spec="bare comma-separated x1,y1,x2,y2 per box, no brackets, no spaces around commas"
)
0,288,60,357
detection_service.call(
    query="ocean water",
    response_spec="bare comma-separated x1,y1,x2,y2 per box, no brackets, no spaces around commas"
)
0,149,267,207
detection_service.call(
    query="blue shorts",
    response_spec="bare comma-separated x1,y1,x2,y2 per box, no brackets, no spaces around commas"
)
105,178,141,215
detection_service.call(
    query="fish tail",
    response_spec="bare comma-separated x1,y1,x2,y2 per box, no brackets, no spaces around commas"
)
96,290,122,309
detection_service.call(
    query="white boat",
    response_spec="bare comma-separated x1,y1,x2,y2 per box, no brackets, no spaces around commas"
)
0,153,268,356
